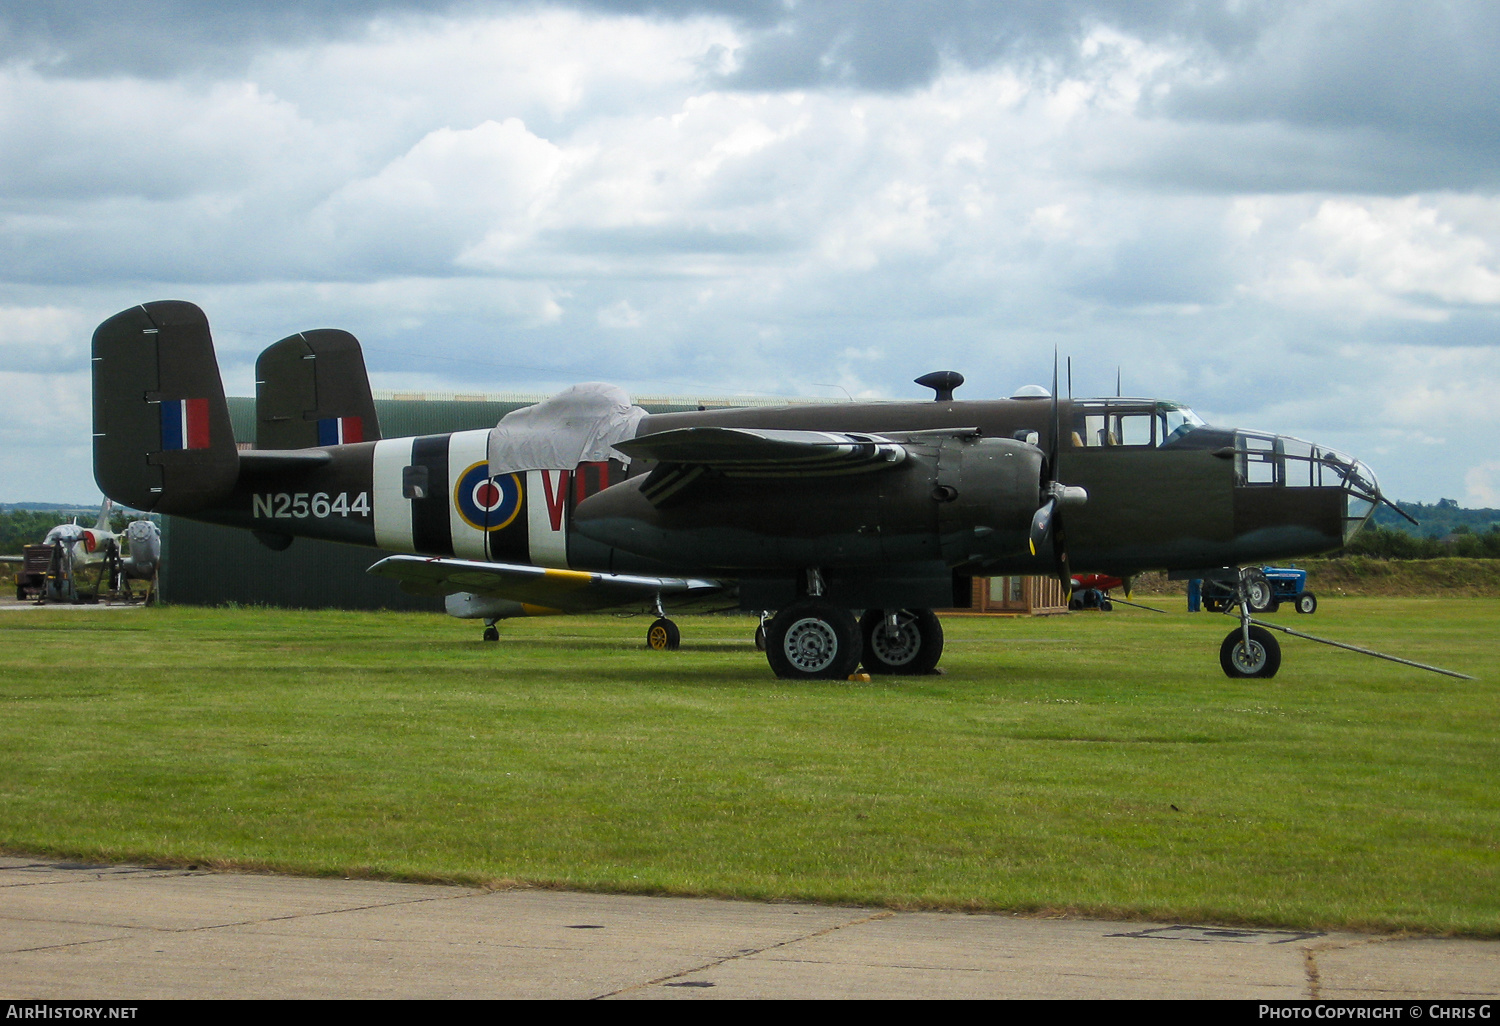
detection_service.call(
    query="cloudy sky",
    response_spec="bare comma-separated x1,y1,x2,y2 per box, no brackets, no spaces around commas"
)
3,0,1499,506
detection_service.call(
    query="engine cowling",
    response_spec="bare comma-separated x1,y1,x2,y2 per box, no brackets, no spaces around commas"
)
571,435,1044,575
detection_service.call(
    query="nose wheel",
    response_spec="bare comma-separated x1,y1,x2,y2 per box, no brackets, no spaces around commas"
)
1220,625,1281,677
1219,567,1281,677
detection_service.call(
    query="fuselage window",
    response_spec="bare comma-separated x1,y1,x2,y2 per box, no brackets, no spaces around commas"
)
1118,415,1154,446
1237,433,1280,486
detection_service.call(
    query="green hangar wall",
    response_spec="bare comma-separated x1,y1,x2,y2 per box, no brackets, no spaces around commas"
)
156,393,753,609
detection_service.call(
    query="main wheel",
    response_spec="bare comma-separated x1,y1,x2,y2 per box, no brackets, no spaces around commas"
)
1220,626,1281,678
859,609,944,675
765,601,861,679
482,625,499,642
1295,592,1317,614
646,617,681,651
1098,597,1113,611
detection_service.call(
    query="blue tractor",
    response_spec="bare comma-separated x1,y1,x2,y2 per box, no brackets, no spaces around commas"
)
1197,567,1317,614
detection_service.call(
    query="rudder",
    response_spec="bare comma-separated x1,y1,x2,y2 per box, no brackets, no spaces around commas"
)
255,329,382,449
92,301,239,513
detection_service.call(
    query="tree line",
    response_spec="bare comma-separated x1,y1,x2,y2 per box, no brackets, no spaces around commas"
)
1340,523,1500,559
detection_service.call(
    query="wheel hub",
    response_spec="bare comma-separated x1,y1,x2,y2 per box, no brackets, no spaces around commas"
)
870,619,920,666
1230,640,1268,674
783,617,840,673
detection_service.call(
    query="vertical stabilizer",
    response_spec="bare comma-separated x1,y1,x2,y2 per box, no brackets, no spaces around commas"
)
255,329,382,449
92,301,239,514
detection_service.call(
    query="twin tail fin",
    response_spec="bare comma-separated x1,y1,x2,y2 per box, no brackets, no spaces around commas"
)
92,301,239,514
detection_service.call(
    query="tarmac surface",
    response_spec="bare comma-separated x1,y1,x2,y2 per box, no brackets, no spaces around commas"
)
1,857,1497,1000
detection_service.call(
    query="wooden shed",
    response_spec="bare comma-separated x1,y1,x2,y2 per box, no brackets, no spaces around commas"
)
945,575,1070,616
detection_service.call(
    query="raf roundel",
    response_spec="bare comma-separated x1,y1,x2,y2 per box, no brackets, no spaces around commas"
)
454,462,523,532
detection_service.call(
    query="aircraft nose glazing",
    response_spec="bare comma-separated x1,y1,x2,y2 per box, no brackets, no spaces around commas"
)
1296,438,1381,542
1234,431,1383,544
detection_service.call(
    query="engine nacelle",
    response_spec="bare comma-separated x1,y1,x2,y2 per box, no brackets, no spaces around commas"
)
572,435,1044,575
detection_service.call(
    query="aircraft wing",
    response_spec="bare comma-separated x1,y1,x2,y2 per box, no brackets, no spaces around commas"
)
366,554,723,612
614,427,907,477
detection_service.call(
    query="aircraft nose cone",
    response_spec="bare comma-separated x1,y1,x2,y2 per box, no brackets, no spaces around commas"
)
1306,441,1382,543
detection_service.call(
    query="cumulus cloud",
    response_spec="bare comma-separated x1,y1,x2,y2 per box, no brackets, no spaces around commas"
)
1465,461,1500,507
3,1,1500,504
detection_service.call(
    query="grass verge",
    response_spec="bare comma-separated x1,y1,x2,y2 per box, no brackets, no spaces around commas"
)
1,599,1495,934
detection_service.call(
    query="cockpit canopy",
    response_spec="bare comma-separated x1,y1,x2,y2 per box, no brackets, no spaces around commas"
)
1069,399,1206,448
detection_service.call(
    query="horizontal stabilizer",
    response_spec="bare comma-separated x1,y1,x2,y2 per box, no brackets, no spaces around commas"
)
366,555,721,612
615,427,906,477
237,449,334,474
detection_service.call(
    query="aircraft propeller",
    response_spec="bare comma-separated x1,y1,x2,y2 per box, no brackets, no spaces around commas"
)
1028,353,1088,591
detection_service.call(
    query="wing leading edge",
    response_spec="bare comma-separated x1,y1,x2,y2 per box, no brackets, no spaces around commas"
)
366,554,722,613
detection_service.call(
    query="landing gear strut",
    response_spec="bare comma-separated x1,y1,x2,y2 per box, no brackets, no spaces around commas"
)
1220,567,1281,678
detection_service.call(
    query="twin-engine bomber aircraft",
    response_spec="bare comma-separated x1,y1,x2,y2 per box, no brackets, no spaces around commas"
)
93,300,1399,680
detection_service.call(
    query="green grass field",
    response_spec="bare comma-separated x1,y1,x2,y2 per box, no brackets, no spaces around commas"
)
1,598,1495,934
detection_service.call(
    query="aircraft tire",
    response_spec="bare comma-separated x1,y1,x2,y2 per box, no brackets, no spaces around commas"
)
859,609,944,676
1220,626,1281,679
766,601,860,679
646,617,681,651
1295,592,1317,614
482,626,500,642
1098,597,1113,611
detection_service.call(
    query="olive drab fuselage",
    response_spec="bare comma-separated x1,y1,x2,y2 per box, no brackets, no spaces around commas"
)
184,398,1364,585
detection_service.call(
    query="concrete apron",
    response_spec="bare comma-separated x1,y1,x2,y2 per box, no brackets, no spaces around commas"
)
1,857,1496,1000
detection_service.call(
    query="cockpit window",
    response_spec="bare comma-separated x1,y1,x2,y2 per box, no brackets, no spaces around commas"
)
1160,404,1204,444
1071,401,1204,448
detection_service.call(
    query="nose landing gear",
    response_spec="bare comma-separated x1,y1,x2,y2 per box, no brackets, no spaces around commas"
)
1220,567,1282,678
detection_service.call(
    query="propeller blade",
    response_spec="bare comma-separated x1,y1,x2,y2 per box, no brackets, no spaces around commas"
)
1029,497,1056,556
1050,351,1060,473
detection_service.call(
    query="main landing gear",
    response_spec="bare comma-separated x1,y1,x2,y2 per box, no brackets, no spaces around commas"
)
760,600,945,679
